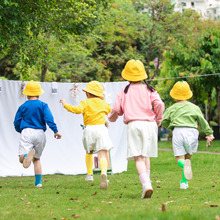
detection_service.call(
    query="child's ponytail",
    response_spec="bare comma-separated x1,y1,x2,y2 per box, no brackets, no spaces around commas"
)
124,81,155,94
144,80,155,92
124,83,131,94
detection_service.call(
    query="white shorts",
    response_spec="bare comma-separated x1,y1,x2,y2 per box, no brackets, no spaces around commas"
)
19,128,46,159
172,127,199,157
127,121,158,161
82,124,113,153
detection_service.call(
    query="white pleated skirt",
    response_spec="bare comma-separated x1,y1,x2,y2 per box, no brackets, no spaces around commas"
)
127,121,158,161
82,124,113,153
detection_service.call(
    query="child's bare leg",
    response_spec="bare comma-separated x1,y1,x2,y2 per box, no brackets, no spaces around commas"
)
185,153,191,160
19,154,25,163
135,156,147,175
98,150,108,189
33,158,42,187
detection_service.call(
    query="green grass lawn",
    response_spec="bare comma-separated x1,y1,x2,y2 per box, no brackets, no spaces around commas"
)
0,146,219,220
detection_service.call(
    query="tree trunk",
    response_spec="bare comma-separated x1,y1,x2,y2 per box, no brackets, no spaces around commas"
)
0,55,11,67
216,87,220,126
41,65,48,82
207,91,212,122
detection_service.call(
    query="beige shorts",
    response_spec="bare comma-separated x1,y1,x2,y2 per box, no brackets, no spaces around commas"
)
127,121,158,161
172,127,199,156
82,124,113,153
19,128,46,158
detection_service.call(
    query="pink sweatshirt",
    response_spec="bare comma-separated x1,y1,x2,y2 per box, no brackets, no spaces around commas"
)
108,83,165,124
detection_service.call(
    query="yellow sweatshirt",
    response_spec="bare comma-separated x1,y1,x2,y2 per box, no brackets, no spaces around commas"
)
64,98,111,126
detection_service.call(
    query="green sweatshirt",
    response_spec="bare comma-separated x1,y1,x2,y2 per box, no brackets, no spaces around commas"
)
162,101,213,136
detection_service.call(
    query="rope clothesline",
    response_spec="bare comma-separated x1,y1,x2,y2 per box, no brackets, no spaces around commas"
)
146,72,220,82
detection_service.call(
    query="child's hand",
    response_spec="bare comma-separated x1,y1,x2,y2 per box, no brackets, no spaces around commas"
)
60,99,66,106
54,132,62,139
105,119,110,128
206,135,214,146
156,121,161,127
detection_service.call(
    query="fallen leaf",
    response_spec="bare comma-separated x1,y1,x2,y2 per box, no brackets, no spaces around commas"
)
84,206,88,209
56,191,60,194
204,201,210,205
212,185,216,188
92,192,97,196
164,200,174,204
162,204,166,212
72,214,79,218
210,205,218,207
67,209,72,211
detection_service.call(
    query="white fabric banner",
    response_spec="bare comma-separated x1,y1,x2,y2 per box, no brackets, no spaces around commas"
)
0,80,128,177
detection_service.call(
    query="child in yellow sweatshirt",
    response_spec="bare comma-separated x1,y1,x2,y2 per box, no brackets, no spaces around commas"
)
60,81,113,189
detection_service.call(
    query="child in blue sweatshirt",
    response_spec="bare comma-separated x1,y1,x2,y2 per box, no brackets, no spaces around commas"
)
14,80,61,187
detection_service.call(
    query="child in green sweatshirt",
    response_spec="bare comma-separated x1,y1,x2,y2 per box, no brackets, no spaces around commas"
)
162,80,214,189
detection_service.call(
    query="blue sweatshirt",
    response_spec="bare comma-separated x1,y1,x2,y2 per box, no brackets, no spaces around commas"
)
14,99,58,133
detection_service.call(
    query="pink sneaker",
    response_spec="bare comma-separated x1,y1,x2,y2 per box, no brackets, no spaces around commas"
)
23,150,35,168
141,182,153,199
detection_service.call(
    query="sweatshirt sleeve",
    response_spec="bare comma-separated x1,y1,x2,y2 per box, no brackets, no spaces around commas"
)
162,107,171,129
43,104,58,133
108,89,124,122
196,107,213,136
151,91,165,122
13,106,22,133
64,101,85,114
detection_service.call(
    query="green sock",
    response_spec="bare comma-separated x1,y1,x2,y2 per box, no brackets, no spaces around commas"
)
177,159,184,168
181,169,187,184
178,159,187,184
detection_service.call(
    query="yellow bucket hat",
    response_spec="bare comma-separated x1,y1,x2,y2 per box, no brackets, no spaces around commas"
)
170,80,193,100
23,80,44,96
82,81,104,98
121,59,147,82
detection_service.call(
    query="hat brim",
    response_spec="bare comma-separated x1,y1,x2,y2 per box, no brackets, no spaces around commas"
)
23,89,44,96
170,89,192,100
82,88,104,98
122,69,147,82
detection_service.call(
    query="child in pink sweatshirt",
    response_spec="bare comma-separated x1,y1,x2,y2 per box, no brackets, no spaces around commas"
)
108,59,165,199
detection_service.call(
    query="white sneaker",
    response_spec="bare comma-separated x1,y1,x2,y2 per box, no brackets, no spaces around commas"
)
141,182,153,199
85,175,94,182
35,184,42,188
180,182,189,189
23,150,35,168
100,173,108,189
184,159,193,180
